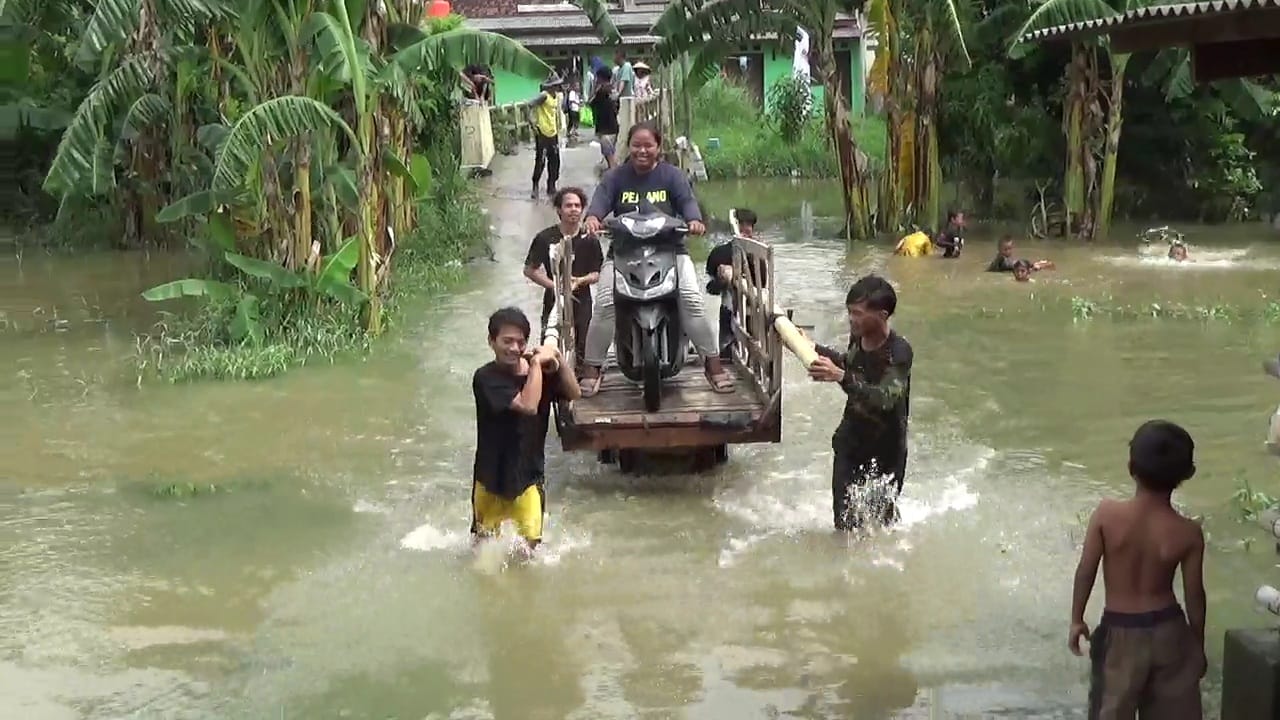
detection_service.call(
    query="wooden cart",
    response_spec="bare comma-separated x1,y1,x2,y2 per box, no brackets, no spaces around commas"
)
545,232,784,473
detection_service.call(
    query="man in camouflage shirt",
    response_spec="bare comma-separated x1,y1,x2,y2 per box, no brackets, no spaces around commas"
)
808,275,913,531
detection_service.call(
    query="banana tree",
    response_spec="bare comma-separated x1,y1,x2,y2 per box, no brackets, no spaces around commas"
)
308,0,549,333
1012,0,1144,239
654,0,874,241
41,0,232,245
868,0,971,231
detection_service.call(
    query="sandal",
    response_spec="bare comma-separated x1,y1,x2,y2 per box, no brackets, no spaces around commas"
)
705,371,735,394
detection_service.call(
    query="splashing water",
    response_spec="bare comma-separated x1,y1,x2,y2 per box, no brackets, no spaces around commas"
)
399,517,591,571
1107,244,1269,270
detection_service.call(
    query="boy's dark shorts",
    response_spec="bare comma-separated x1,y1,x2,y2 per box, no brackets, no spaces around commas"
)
1088,604,1203,720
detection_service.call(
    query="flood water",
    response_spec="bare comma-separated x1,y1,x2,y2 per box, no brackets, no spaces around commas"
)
3,150,1279,719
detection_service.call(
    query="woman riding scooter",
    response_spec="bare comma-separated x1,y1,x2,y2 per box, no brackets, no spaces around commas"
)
579,121,731,397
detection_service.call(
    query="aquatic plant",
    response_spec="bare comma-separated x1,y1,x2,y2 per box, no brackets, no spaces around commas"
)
1231,477,1279,525
133,177,490,383
1070,296,1280,324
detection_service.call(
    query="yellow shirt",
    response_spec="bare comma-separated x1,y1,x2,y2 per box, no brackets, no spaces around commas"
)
534,92,560,138
895,231,931,257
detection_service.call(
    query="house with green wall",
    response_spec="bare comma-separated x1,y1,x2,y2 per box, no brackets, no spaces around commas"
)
452,0,868,117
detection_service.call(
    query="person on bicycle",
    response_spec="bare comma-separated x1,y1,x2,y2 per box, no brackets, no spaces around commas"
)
578,121,732,398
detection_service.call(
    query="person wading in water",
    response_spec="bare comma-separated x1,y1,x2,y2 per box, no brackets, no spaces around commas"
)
471,308,581,556
524,187,603,372
807,276,913,531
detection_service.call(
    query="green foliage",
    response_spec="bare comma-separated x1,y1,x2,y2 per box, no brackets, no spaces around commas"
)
1070,296,1280,323
1230,477,1278,524
140,237,367,349
693,77,885,181
767,74,812,144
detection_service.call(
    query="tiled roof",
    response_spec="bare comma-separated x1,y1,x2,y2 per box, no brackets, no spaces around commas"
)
1020,0,1280,43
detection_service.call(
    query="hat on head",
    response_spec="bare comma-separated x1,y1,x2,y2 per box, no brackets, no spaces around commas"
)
633,61,650,71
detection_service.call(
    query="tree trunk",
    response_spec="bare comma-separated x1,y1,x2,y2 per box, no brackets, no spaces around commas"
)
1096,53,1128,239
357,115,380,333
123,0,168,247
1062,43,1088,236
912,35,940,231
817,37,870,241
292,137,312,271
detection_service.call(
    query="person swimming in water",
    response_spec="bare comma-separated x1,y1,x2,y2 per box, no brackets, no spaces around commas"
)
1013,259,1034,282
988,237,1054,274
1168,241,1189,262
933,209,966,258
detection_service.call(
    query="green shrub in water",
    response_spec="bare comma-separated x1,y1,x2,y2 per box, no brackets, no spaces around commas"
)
1070,296,1280,323
134,172,493,383
1231,477,1278,524
693,77,886,181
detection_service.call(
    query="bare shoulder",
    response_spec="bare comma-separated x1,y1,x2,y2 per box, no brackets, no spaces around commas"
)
1176,512,1206,548
1093,496,1121,519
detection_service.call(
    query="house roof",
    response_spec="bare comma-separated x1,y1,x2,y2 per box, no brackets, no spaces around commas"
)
467,9,862,45
1019,0,1280,47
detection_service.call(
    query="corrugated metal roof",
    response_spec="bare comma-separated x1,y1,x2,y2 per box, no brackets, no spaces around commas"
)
469,10,861,38
1021,0,1280,43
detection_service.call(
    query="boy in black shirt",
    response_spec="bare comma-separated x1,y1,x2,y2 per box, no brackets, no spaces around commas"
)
524,187,604,370
808,276,913,531
471,308,581,554
706,208,760,361
934,209,966,258
988,236,1055,274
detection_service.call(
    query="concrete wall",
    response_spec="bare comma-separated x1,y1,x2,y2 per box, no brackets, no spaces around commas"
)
761,40,865,117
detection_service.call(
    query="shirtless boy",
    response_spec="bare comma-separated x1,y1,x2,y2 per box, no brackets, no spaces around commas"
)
1070,419,1206,720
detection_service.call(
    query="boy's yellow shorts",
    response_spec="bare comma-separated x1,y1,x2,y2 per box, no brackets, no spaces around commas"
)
471,481,544,542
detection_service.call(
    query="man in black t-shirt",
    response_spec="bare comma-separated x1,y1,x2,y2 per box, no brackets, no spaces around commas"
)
524,187,604,370
588,67,620,168
471,308,581,552
807,276,913,531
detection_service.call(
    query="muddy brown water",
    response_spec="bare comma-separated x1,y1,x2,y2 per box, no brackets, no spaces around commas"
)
2,148,1279,719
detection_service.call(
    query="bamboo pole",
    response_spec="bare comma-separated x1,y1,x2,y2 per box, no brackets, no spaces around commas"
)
773,312,819,366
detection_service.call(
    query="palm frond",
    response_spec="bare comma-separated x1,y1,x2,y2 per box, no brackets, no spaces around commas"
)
935,0,972,69
570,0,622,45
211,95,357,190
74,0,140,71
44,52,161,197
314,5,367,113
119,93,171,144
392,29,549,79
306,11,372,85
654,0,800,66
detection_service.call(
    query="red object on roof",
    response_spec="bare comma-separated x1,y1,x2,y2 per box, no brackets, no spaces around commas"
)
427,0,450,18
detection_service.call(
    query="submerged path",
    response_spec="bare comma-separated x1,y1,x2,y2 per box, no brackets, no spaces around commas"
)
0,136,1276,717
